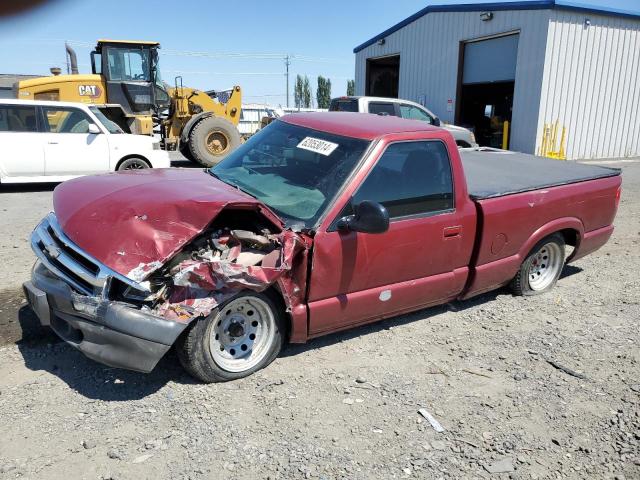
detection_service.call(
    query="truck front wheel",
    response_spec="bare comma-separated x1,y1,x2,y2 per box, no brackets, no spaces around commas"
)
176,291,286,382
510,233,565,296
188,116,241,168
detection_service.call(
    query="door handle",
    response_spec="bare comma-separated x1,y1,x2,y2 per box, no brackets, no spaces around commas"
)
443,226,462,238
48,142,58,145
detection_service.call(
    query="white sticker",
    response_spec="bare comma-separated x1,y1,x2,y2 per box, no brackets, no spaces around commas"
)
379,290,392,302
297,137,339,156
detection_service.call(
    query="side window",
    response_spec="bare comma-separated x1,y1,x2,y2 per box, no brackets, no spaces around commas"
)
107,48,149,82
0,105,38,132
368,102,397,116
42,107,94,134
400,104,433,124
351,141,454,218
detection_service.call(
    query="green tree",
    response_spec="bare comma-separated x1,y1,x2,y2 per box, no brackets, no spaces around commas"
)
346,79,355,96
294,75,304,108
316,76,332,109
302,76,311,108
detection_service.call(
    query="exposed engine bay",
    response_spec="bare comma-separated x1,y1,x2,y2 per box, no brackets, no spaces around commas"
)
121,210,308,324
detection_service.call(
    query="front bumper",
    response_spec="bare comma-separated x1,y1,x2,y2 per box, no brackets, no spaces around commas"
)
24,262,187,373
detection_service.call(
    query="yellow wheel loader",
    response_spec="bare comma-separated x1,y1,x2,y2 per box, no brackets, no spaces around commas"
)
16,40,242,167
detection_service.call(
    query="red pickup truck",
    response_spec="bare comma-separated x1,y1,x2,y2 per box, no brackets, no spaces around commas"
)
24,112,621,382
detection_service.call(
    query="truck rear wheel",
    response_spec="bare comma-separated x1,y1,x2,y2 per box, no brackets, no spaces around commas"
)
176,291,285,382
117,156,150,171
510,233,565,296
188,116,241,167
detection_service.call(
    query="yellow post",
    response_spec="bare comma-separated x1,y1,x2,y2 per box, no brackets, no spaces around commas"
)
502,120,510,150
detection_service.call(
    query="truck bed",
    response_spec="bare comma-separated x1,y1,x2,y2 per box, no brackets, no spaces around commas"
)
460,149,621,200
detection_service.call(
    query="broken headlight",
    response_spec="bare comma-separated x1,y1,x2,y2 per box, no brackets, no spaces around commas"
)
109,277,153,303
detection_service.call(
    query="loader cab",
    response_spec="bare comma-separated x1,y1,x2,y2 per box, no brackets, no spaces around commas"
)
91,40,170,115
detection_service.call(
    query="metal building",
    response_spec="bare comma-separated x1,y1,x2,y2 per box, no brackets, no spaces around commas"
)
0,74,38,99
354,0,640,159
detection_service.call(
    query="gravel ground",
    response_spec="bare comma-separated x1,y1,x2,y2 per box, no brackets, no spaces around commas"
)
0,158,638,479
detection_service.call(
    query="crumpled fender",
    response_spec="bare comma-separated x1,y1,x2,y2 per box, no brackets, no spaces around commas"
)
53,168,283,280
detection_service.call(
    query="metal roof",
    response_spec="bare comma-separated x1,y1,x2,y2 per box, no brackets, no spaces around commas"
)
0,74,39,89
353,0,640,53
97,39,160,46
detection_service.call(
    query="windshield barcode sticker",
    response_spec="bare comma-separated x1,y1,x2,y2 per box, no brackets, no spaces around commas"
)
297,137,339,156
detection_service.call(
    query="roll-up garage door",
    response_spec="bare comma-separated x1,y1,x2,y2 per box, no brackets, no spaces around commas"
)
458,33,519,148
462,34,519,84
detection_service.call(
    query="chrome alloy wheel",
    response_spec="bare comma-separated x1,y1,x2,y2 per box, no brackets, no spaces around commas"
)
209,296,276,373
527,242,563,291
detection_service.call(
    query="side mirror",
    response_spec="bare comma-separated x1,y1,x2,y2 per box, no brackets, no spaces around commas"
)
432,117,441,127
88,124,101,134
337,200,389,234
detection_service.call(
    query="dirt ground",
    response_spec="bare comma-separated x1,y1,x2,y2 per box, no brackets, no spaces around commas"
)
0,158,638,479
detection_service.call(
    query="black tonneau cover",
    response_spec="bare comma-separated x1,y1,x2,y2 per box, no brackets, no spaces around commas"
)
460,149,621,200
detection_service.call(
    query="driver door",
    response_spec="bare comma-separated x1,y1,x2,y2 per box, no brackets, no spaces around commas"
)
307,140,473,335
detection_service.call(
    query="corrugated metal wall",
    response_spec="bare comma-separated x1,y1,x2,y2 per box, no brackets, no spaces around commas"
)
538,11,640,159
355,9,551,154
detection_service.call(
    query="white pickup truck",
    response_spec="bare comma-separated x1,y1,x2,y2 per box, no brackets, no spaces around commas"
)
329,96,478,148
0,99,170,184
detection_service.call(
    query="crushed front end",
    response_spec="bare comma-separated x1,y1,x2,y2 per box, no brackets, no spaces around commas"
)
24,213,187,372
24,211,307,373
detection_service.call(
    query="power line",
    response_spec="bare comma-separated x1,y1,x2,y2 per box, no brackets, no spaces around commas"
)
164,70,283,76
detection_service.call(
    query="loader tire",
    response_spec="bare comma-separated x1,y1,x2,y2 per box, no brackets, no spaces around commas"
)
188,116,241,167
178,143,194,162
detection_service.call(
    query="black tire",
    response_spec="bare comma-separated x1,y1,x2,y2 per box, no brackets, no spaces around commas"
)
117,157,150,171
176,291,286,383
188,116,241,167
510,233,565,296
178,143,194,162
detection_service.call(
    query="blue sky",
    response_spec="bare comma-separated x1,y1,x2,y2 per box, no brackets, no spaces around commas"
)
0,0,636,106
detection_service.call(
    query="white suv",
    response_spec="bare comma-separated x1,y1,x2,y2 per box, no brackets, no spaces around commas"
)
0,99,170,184
329,96,478,148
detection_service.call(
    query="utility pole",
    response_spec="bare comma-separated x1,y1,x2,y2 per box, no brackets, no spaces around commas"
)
284,55,290,108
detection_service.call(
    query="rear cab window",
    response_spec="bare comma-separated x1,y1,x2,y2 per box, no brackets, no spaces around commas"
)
329,98,359,112
0,105,38,132
368,102,397,117
348,140,454,219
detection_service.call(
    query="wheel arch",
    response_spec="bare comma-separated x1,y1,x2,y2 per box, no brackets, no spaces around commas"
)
115,154,151,171
264,284,294,343
518,217,584,264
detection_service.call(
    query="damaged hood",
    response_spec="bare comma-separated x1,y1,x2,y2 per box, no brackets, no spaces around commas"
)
53,168,283,280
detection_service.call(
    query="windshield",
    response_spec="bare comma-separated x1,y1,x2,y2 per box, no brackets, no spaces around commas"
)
89,106,123,133
212,121,370,229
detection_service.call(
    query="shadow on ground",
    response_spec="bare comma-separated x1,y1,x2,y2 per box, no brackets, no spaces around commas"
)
16,304,196,401
11,265,583,399
560,264,583,279
282,288,504,358
0,183,59,194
